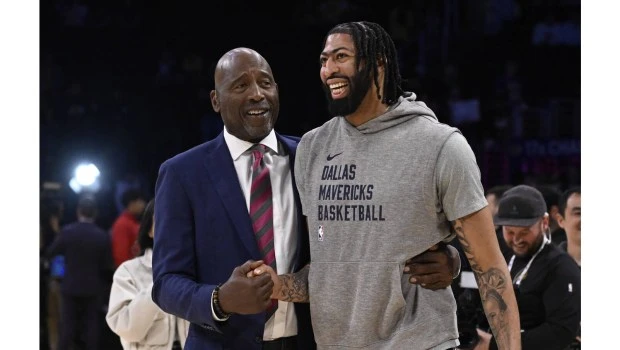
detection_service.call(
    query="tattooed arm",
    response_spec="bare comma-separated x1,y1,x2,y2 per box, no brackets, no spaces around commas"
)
250,264,310,303
452,206,521,350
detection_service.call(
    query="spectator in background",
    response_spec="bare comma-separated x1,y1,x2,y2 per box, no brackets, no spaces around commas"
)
485,185,513,218
476,185,580,350
535,185,565,245
485,184,513,257
40,197,64,263
115,174,143,214
40,196,64,350
111,189,146,267
107,199,189,350
557,187,581,266
556,186,581,349
46,195,115,350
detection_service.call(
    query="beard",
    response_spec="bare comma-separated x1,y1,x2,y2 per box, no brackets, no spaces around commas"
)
513,231,545,258
323,69,372,117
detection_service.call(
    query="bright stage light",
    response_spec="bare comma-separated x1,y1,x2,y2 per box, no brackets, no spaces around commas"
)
69,162,101,194
75,163,100,186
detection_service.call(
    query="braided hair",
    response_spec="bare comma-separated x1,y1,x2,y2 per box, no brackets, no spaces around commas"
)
324,21,404,105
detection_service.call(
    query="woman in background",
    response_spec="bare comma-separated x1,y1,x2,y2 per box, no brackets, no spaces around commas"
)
106,199,189,349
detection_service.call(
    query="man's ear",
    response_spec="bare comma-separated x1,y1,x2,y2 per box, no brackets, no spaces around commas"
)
556,212,566,229
542,212,550,232
549,205,560,222
210,90,220,112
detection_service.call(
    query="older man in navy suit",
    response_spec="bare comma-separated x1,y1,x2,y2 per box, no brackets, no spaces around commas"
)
152,48,461,350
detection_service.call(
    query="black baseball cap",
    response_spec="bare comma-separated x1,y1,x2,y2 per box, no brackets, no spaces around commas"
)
494,185,547,227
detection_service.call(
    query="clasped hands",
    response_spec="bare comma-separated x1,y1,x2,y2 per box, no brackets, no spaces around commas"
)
216,244,458,315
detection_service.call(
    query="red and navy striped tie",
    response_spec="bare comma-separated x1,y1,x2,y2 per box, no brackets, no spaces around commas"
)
249,144,277,321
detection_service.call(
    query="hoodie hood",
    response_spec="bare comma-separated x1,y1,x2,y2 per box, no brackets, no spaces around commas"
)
355,91,438,135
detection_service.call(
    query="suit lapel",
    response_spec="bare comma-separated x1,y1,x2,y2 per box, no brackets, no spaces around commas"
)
204,134,260,258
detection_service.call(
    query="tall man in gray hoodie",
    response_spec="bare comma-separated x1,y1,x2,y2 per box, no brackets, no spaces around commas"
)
252,21,521,350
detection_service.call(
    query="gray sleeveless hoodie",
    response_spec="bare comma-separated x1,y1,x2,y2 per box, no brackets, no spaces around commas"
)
294,92,487,349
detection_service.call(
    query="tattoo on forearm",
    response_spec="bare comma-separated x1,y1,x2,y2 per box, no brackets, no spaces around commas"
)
452,219,511,347
279,264,310,302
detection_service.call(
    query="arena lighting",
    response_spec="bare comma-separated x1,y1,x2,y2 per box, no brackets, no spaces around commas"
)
69,162,101,194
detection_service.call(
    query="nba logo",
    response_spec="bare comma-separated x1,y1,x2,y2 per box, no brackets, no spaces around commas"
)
318,225,324,241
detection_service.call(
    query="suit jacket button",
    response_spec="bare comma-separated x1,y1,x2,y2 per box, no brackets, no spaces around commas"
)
255,336,262,344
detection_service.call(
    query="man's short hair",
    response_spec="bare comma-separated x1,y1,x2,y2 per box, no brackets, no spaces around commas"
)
121,188,144,208
558,186,581,218
535,185,562,212
77,195,98,219
485,185,513,199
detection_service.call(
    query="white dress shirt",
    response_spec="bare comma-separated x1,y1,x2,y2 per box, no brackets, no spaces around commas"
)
223,128,299,340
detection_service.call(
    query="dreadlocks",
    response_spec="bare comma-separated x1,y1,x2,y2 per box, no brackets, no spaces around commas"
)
324,21,404,105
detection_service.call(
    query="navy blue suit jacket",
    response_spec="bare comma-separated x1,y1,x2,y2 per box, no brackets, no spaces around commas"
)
152,132,314,350
46,221,114,297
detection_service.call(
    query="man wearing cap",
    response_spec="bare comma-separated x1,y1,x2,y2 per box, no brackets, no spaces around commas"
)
474,185,581,350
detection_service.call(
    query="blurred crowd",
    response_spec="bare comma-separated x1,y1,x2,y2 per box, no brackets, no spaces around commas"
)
38,174,581,349
451,184,581,349
40,189,149,349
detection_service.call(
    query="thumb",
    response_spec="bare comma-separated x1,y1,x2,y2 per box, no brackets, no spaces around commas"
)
236,260,264,275
428,244,439,251
249,260,265,270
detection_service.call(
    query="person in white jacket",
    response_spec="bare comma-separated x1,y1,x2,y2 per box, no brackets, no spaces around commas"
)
106,199,189,350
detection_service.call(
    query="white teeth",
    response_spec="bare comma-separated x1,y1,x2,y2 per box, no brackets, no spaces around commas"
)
248,109,267,115
329,83,347,89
